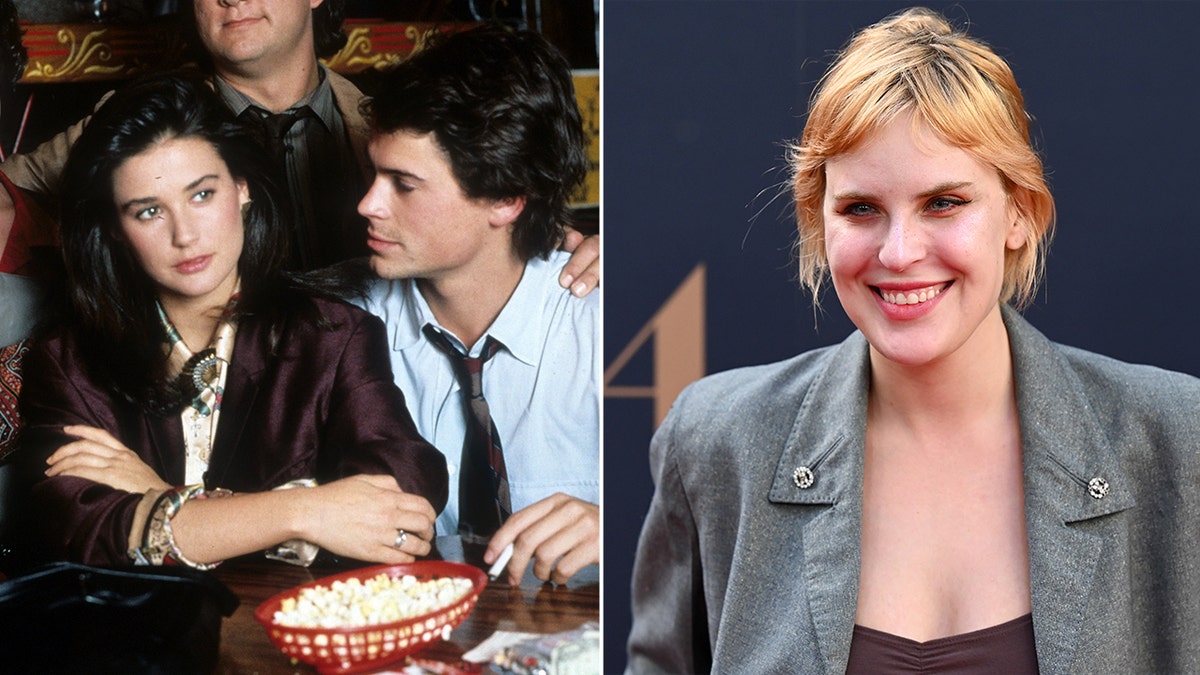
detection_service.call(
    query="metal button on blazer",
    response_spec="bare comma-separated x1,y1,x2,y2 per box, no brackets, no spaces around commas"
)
792,466,815,489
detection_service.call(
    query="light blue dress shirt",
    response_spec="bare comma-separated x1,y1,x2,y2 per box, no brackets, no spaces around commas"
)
360,251,600,535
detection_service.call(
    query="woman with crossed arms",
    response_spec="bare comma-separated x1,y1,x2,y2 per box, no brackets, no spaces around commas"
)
10,75,448,570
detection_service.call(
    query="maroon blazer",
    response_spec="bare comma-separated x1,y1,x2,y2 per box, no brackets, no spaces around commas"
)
15,296,448,565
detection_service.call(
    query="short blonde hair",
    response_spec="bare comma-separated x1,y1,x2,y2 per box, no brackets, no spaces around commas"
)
790,7,1055,307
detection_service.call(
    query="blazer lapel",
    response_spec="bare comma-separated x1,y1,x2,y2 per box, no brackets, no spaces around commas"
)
768,332,870,674
203,319,267,487
143,410,185,485
1004,308,1135,675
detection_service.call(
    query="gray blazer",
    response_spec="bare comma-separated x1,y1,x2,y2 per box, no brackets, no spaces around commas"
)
626,306,1200,674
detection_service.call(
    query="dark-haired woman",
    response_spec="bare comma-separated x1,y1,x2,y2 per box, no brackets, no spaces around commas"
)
12,74,447,569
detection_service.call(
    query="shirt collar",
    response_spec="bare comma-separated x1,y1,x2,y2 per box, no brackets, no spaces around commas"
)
213,65,336,132
394,256,558,367
479,261,543,366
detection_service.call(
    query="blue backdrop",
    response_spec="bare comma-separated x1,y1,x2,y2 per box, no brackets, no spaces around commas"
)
603,1,1200,670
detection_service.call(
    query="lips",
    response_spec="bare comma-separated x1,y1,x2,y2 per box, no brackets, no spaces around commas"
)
222,16,262,30
176,255,213,274
876,282,948,306
868,281,952,320
366,232,401,252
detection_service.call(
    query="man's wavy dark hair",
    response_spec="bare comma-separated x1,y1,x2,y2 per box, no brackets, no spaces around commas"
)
0,0,27,87
362,24,587,262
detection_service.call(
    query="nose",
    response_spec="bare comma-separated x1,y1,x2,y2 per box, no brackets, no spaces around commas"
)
217,0,242,7
171,213,200,249
876,215,926,270
357,180,386,220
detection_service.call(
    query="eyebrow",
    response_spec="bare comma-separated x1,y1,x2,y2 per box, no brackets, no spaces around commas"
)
118,174,220,212
185,174,219,191
375,167,424,182
832,181,974,202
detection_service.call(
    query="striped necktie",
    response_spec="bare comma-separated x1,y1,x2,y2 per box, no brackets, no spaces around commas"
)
422,325,511,540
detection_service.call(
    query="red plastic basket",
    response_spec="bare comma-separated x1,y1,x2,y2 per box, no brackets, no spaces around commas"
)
254,561,487,674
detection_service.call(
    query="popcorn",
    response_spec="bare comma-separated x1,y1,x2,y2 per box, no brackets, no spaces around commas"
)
272,573,475,629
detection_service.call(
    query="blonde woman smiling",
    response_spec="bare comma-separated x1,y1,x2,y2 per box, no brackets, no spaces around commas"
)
627,8,1200,674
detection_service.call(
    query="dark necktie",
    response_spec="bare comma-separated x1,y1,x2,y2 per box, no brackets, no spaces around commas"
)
422,325,511,540
237,105,327,269
240,105,316,162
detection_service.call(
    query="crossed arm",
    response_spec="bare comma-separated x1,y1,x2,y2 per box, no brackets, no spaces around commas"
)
44,424,437,565
19,308,447,567
48,423,600,577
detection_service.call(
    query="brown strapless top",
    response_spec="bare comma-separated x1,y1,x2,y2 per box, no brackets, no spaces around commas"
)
845,613,1038,674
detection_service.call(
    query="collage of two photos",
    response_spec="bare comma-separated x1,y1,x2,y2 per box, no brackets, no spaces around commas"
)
2,0,1200,673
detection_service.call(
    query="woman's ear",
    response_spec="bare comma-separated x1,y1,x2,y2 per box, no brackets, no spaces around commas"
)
1004,198,1029,251
237,179,251,208
1005,219,1028,251
237,179,252,219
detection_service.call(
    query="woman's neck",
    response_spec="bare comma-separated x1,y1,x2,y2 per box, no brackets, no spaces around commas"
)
159,286,236,353
867,304,1017,438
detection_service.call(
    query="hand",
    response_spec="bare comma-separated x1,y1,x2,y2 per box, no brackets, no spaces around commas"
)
45,424,171,493
558,229,599,298
301,475,438,564
484,493,599,585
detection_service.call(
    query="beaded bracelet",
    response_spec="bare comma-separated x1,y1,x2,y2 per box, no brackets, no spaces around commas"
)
131,484,231,569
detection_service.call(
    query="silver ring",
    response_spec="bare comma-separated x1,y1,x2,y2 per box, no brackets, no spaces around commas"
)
393,529,408,549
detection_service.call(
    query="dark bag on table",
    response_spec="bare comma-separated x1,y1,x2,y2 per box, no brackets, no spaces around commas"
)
0,561,239,673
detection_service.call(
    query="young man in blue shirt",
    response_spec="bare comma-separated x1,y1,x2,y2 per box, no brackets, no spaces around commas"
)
357,25,599,585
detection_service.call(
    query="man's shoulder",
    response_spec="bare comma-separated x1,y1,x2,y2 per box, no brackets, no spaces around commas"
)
528,250,598,309
520,251,598,338
326,69,367,118
361,276,416,315
325,68,365,96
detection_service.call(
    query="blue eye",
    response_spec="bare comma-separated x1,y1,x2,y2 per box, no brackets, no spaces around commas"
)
192,189,214,202
928,196,970,212
840,202,877,217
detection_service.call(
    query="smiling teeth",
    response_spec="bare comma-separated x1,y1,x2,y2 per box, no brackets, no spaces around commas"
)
880,284,944,305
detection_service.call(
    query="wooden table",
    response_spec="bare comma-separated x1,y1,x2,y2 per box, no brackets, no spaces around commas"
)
212,536,599,674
